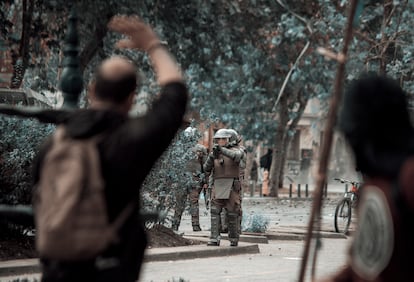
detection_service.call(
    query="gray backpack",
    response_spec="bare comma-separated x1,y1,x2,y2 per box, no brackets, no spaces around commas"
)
35,126,133,260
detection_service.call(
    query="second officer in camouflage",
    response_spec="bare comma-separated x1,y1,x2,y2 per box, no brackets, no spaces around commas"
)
172,144,207,232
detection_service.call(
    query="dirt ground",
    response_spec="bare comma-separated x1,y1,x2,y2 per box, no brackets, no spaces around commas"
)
0,224,202,261
0,236,37,261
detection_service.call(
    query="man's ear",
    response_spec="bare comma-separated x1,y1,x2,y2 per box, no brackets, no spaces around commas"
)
125,92,136,110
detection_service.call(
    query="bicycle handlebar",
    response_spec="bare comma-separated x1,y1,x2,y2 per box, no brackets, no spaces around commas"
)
334,177,361,186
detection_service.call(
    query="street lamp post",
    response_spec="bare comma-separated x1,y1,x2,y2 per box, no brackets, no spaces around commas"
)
59,7,83,109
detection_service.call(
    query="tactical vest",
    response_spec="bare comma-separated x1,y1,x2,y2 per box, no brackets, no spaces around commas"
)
213,154,239,179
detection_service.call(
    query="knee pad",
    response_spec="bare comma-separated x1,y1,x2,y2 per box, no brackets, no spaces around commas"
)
210,206,221,216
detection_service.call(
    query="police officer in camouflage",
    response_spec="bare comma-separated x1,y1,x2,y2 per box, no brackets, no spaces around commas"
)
172,144,208,232
204,128,245,246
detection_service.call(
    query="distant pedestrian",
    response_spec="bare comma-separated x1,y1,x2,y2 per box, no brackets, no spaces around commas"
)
250,159,258,195
259,149,272,195
260,149,272,171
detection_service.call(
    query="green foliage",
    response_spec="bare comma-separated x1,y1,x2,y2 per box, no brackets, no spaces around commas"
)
2,0,414,205
242,213,269,233
0,116,54,205
3,0,414,139
141,126,201,225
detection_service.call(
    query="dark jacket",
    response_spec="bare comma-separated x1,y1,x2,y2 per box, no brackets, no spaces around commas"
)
33,82,187,281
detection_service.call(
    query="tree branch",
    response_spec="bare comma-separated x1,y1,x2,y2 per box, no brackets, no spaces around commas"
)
79,13,114,72
271,0,313,113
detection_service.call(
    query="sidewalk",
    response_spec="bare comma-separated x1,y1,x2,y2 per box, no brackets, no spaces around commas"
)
0,195,349,278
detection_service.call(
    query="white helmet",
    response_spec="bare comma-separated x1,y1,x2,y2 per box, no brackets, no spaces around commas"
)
226,129,239,144
213,128,231,139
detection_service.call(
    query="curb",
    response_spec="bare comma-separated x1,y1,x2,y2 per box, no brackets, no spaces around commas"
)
184,232,269,244
266,231,347,240
0,244,260,277
144,243,260,262
0,259,39,277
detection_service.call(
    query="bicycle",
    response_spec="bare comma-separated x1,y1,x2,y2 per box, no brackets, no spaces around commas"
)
333,177,361,234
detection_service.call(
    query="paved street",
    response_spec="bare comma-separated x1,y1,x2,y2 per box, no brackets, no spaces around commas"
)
1,238,351,282
0,192,354,282
139,238,350,282
139,193,353,282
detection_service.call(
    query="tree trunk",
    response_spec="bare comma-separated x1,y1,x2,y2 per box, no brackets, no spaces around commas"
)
278,89,308,188
244,143,257,196
79,13,113,72
278,134,289,188
269,94,289,197
10,0,33,89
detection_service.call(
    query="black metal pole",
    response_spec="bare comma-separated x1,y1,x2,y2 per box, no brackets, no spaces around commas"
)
59,7,83,109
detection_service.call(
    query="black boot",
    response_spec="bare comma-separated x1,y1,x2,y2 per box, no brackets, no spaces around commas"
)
228,212,239,247
208,206,221,246
230,240,238,247
192,224,202,232
207,239,220,246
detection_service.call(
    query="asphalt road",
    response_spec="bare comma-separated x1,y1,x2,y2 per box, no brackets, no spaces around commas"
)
1,238,351,282
139,195,352,282
139,238,351,282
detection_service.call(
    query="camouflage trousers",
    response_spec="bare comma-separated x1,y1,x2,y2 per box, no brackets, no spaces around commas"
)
172,186,202,230
210,180,241,243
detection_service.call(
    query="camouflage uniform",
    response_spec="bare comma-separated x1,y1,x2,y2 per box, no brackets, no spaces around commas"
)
204,129,245,247
172,144,207,232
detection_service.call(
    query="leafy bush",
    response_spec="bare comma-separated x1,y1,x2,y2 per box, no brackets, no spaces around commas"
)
0,116,54,205
0,116,53,237
141,126,201,228
242,213,270,233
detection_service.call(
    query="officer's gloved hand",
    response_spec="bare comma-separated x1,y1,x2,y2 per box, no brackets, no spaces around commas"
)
212,144,221,158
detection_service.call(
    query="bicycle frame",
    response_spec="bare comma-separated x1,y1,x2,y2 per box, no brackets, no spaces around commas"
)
334,178,361,233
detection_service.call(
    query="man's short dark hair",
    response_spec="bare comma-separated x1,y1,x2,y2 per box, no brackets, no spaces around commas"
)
94,72,138,104
339,73,414,177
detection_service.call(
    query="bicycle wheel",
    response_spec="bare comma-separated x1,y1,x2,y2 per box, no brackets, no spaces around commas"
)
334,198,352,234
